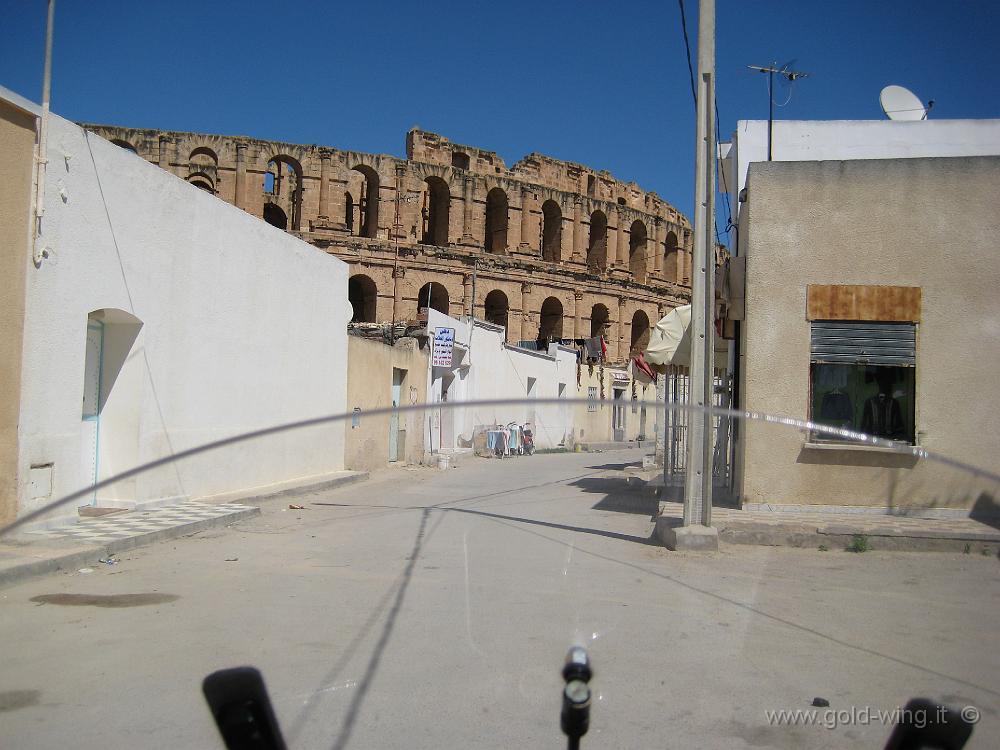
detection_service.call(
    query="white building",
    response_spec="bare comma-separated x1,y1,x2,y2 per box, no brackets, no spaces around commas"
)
1,87,351,526
424,308,577,457
720,118,1000,232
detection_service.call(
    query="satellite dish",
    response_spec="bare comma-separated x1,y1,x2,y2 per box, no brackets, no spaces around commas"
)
880,85,927,121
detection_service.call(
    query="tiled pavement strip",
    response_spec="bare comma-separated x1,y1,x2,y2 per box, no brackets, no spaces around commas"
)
0,501,260,588
22,501,258,545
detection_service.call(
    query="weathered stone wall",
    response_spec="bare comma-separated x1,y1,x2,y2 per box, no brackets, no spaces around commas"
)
82,124,693,361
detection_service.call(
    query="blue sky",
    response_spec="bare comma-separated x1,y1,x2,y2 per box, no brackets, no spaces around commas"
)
3,0,998,235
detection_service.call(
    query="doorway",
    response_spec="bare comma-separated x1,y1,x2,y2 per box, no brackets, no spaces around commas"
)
81,320,104,504
612,387,626,442
389,368,405,462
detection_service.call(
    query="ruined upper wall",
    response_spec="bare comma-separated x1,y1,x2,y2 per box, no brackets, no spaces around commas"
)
406,129,685,224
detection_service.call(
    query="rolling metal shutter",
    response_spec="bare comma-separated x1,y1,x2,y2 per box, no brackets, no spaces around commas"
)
810,322,916,367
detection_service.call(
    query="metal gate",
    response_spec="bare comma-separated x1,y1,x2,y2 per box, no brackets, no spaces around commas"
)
662,365,732,483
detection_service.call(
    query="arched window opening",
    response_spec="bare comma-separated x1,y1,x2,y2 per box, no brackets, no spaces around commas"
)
263,203,288,230
417,282,450,316
629,220,648,283
348,275,378,323
452,152,470,170
587,210,608,274
187,173,215,193
344,191,355,233
348,165,380,239
485,188,508,254
110,139,137,153
630,310,651,357
541,200,562,263
590,303,610,340
420,176,450,246
264,155,303,231
484,290,509,330
537,297,564,349
663,230,679,281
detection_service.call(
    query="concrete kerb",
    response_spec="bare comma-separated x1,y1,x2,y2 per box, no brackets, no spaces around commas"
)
0,506,261,589
0,471,370,589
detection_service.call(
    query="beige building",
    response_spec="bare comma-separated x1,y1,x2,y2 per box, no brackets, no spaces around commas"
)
737,156,1000,513
0,93,36,524
80,124,692,361
574,363,658,447
345,335,428,471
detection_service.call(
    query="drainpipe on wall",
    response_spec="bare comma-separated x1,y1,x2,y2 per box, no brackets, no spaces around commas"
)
32,0,56,267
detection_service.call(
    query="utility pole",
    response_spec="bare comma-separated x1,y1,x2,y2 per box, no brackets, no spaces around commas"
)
32,0,56,267
747,62,809,161
663,0,718,551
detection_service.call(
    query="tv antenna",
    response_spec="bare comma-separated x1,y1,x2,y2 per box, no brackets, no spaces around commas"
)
880,85,933,121
748,60,810,161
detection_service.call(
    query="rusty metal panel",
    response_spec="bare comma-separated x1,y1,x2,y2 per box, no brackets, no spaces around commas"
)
806,285,921,322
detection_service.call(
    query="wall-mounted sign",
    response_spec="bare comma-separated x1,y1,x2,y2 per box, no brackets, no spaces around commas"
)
611,371,630,383
432,327,455,367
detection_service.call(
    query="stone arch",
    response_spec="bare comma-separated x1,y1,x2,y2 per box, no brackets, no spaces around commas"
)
110,138,137,153
485,187,508,253
344,191,355,233
263,203,288,230
420,176,450,246
590,303,610,339
417,282,449,315
187,172,215,193
189,146,218,167
264,154,303,231
663,230,679,282
348,164,380,239
541,200,562,263
630,309,651,357
484,289,509,330
348,274,379,323
537,296,563,348
588,210,608,273
629,219,647,283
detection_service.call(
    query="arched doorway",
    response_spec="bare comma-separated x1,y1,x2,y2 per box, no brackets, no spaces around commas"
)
590,303,610,339
588,210,608,273
629,220,647,282
541,200,562,262
485,188,508,253
420,176,450,246
263,203,288,230
484,289,509,330
348,275,378,323
264,155,303,230
537,296,564,348
663,230,679,281
348,165,380,239
417,282,450,316
630,309,651,356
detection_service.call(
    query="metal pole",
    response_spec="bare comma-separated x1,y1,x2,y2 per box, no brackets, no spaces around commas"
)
767,67,774,161
683,0,716,529
32,0,56,266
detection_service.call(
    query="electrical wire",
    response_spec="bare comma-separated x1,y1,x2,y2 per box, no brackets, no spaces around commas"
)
677,0,724,247
676,0,697,111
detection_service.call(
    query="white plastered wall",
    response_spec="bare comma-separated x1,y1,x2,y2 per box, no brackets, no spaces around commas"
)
18,113,350,521
425,309,576,453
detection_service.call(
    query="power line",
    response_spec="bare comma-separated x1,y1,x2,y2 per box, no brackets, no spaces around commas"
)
676,0,697,110
676,0,724,247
